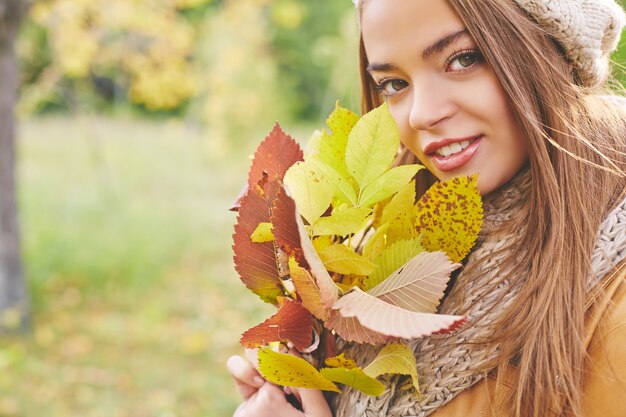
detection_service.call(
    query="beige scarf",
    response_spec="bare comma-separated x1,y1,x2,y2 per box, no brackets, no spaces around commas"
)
333,169,626,417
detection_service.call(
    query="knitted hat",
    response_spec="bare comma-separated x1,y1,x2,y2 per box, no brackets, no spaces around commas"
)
512,0,625,86
354,0,626,87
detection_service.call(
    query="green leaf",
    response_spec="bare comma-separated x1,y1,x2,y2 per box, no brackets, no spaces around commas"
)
358,165,423,207
317,102,360,181
320,367,385,396
318,244,377,276
313,159,357,206
313,206,373,237
257,348,340,392
415,175,483,263
363,343,420,396
364,237,423,291
345,103,400,193
284,160,335,225
250,222,275,243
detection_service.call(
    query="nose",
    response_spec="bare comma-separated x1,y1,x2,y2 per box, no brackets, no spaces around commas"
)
408,80,455,131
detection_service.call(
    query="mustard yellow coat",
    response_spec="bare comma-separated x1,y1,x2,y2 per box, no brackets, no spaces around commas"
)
430,263,626,417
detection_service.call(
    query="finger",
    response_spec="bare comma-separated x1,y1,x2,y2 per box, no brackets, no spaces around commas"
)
227,355,265,399
295,387,332,417
233,401,247,417
254,384,305,417
244,348,259,368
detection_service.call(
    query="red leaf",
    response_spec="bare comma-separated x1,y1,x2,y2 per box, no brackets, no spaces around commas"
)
247,124,303,202
232,125,304,304
271,187,307,267
233,184,284,304
240,299,314,351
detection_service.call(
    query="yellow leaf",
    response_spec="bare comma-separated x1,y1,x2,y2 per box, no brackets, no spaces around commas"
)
313,206,372,237
325,353,358,369
250,222,275,242
304,129,324,157
318,244,377,276
415,175,483,263
257,348,340,392
284,160,335,225
363,343,420,396
312,235,334,252
382,181,416,225
362,223,389,261
320,367,385,396
381,180,418,244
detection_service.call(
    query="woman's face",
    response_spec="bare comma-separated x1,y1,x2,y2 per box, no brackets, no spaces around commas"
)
361,0,528,195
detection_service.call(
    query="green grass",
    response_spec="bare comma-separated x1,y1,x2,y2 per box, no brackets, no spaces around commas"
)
0,116,279,417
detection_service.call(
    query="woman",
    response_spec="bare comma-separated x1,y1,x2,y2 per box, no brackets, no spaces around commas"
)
227,0,626,416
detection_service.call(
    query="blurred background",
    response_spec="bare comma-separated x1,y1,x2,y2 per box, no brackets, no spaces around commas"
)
0,0,624,416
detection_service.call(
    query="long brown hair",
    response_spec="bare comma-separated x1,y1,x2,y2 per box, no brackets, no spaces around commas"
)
357,1,626,417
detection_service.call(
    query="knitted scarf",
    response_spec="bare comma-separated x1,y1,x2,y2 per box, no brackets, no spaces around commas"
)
333,169,626,417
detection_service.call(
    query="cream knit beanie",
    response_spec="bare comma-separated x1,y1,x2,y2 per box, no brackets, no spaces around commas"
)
354,0,626,87
512,0,625,86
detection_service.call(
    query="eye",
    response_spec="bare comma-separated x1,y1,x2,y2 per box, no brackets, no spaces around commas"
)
374,78,408,97
447,50,483,72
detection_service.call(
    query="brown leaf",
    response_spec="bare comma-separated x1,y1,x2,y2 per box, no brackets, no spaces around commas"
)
240,299,314,351
289,258,331,321
295,212,340,309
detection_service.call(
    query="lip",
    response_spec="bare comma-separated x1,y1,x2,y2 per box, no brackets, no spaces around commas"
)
427,135,483,172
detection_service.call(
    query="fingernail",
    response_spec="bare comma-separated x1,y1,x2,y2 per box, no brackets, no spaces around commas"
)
254,376,265,387
284,386,292,395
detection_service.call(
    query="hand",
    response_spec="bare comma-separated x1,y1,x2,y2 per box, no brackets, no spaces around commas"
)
227,350,332,417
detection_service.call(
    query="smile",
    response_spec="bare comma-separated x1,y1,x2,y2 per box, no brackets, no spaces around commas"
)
426,135,483,172
434,140,472,157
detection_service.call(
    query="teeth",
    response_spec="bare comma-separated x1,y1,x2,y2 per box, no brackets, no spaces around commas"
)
435,140,471,157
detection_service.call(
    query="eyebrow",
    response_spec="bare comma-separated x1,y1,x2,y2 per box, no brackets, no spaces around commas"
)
366,29,471,73
422,29,470,60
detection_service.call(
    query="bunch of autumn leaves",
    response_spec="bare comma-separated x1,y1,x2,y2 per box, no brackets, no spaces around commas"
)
231,103,483,396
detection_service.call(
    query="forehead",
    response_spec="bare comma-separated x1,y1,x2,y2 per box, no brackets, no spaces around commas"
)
361,0,467,58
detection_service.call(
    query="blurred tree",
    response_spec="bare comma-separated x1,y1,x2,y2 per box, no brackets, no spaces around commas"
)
192,0,289,148
0,0,30,332
268,0,358,120
18,0,211,113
